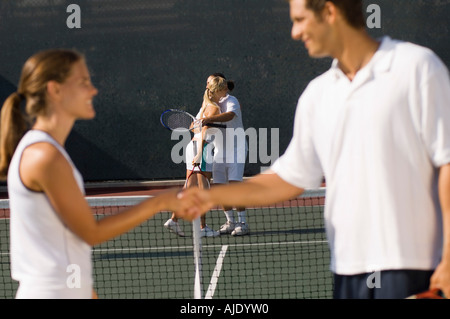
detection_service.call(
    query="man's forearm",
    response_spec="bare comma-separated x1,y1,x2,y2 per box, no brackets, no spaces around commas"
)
205,112,235,123
209,172,304,208
439,163,450,261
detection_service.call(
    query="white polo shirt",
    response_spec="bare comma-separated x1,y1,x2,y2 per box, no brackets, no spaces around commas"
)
271,37,450,275
216,94,247,164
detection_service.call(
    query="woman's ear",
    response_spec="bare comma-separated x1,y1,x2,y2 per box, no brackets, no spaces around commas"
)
46,80,61,102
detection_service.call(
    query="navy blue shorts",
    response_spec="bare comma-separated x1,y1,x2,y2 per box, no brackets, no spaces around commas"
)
333,270,434,299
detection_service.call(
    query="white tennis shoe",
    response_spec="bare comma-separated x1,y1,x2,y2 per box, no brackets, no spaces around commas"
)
164,219,185,237
231,223,249,236
201,225,220,237
219,221,236,234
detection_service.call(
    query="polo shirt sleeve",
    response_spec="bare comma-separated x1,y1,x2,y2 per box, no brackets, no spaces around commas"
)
225,98,239,115
419,53,450,167
271,87,324,189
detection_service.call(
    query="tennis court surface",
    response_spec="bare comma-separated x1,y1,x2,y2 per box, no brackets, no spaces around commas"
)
0,185,332,299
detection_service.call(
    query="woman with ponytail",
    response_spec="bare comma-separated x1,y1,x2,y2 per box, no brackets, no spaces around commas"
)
163,77,226,238
1,49,193,299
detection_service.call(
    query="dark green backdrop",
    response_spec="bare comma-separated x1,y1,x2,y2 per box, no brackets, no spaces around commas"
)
0,0,448,181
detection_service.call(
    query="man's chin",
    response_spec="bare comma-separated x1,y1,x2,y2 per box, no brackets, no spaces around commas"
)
308,49,330,59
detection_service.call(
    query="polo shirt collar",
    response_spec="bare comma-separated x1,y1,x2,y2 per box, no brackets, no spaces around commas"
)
219,94,230,104
330,36,395,81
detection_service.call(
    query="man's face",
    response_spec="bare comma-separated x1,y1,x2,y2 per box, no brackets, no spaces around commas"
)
290,0,333,58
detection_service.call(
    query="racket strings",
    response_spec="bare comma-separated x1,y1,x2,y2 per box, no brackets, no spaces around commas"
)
197,173,210,190
165,113,193,129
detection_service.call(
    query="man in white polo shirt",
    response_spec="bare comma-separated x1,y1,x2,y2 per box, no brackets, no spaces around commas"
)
203,74,249,236
181,0,450,298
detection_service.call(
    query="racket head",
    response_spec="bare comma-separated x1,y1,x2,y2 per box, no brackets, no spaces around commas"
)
184,167,197,189
196,171,210,190
406,289,445,299
160,109,200,132
184,164,210,190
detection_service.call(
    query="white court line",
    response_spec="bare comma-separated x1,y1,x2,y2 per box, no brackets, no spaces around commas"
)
205,245,228,299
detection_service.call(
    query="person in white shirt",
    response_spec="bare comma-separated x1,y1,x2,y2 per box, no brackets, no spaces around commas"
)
202,74,249,236
180,0,450,299
0,49,194,299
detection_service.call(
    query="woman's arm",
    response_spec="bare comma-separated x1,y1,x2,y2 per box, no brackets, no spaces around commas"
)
193,103,220,164
20,143,189,246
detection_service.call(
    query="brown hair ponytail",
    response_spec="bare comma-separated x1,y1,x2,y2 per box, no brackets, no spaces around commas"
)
0,92,29,179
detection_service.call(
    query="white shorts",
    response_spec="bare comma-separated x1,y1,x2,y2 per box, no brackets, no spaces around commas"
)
212,161,245,184
186,139,213,172
213,144,247,183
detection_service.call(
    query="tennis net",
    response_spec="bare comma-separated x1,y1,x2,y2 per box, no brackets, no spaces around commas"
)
0,188,332,299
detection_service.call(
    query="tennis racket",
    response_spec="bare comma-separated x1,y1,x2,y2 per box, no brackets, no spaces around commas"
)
160,109,226,132
406,289,445,299
184,163,211,190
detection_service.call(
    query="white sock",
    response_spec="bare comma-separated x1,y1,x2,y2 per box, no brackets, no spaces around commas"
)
237,211,247,224
224,210,235,223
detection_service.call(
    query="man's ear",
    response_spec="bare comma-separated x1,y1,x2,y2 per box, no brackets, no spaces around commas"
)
322,1,338,24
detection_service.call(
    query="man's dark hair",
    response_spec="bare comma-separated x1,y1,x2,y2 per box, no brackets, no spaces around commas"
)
306,0,365,29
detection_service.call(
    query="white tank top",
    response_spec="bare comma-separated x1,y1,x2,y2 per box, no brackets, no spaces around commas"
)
8,130,92,298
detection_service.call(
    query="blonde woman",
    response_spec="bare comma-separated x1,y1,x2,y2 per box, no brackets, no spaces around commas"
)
164,76,228,237
0,49,192,299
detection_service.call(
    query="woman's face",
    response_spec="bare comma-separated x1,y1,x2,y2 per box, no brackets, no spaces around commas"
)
206,75,227,102
206,76,214,90
208,88,225,103
58,60,98,120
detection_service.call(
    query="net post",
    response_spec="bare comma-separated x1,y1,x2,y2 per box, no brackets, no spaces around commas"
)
192,217,203,299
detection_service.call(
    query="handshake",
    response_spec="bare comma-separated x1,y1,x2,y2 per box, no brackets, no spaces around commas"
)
156,172,299,221
169,187,213,221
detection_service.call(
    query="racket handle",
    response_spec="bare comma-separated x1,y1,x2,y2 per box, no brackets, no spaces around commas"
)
407,289,445,299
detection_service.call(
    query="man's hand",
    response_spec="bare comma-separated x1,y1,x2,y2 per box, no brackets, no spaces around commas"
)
430,258,450,298
175,187,214,221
